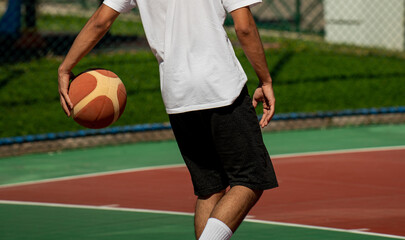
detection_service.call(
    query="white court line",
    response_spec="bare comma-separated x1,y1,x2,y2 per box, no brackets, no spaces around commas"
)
0,164,185,188
0,200,194,216
1,200,404,240
349,228,371,232
1,145,404,189
245,219,405,239
271,145,405,159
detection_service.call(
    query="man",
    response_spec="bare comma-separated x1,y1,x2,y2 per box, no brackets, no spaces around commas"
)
58,0,278,239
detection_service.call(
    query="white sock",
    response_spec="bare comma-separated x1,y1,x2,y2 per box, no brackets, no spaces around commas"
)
199,218,233,240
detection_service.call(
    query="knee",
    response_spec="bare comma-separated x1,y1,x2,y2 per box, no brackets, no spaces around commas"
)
232,185,263,201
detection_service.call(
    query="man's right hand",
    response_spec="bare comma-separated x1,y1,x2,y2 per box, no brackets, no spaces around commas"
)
252,83,276,128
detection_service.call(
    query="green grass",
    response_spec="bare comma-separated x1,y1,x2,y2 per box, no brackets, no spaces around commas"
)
0,27,405,137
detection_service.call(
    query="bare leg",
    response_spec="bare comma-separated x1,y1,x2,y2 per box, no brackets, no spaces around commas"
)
195,190,226,239
210,186,263,232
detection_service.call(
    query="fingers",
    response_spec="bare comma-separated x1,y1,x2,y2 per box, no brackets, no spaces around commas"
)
58,71,74,117
259,107,271,128
59,91,72,117
260,108,274,128
59,95,71,117
259,96,275,128
261,105,275,128
268,103,275,121
257,84,275,128
252,99,258,108
64,91,74,110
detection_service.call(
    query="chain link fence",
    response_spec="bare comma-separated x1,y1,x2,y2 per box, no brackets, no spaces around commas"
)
0,0,404,155
1,0,404,61
0,0,142,62
251,0,405,52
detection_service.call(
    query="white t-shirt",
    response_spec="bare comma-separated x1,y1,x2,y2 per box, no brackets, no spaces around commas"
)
103,0,261,114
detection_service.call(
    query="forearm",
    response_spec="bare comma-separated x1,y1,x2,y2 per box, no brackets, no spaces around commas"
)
232,8,272,85
58,5,118,73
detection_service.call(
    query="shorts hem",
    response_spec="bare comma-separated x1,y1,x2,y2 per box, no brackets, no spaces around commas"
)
230,182,279,191
194,185,228,197
194,182,278,197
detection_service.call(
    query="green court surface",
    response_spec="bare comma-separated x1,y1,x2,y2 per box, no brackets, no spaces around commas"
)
0,203,400,240
1,124,405,240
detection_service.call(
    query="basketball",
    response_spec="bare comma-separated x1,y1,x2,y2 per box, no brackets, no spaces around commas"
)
68,69,127,129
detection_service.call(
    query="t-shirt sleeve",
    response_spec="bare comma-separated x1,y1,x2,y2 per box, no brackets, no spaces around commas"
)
223,0,262,13
103,0,136,13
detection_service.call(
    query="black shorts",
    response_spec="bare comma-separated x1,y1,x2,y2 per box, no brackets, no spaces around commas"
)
169,86,278,197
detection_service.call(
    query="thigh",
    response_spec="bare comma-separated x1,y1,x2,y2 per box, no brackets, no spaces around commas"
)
169,111,229,197
210,86,278,190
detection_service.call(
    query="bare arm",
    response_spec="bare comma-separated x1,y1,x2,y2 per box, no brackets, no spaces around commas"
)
58,4,120,116
231,7,275,128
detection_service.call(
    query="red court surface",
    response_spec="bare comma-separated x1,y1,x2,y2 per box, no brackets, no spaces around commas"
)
0,148,404,237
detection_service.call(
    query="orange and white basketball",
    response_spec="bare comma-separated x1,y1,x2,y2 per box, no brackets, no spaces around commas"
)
68,69,127,129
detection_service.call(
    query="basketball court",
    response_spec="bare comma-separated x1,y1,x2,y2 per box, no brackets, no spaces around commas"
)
1,125,404,240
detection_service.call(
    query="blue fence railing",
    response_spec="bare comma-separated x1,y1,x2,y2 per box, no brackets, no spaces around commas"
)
1,106,404,146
